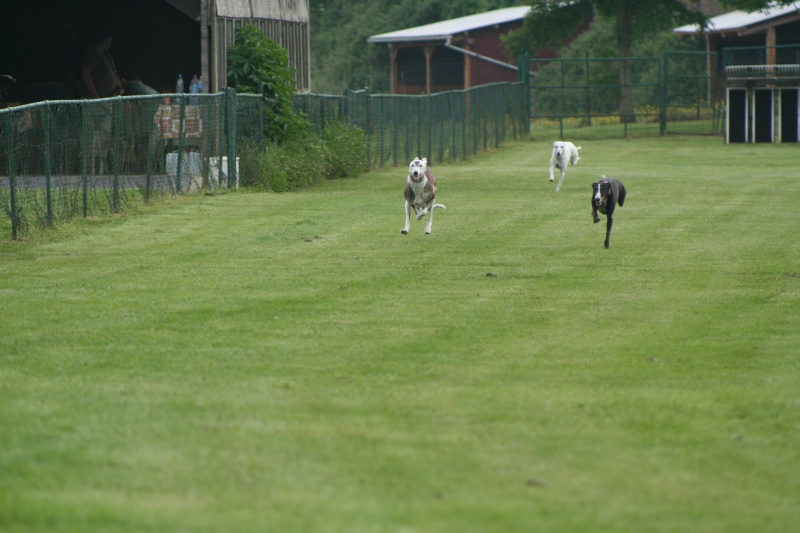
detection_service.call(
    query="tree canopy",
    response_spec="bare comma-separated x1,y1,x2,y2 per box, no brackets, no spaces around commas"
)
723,0,798,10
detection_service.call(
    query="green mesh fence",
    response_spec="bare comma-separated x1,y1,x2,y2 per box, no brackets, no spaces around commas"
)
1,52,741,240
528,52,723,139
1,82,525,239
1,89,263,239
530,56,663,139
722,44,800,67
293,81,529,168
663,51,722,135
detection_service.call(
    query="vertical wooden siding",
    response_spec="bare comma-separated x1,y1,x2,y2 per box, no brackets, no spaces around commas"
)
212,0,311,93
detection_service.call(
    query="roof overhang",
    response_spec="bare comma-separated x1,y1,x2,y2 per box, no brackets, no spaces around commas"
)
163,0,201,21
367,6,530,45
674,2,800,37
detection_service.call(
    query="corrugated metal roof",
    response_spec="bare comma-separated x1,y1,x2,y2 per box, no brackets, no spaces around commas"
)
674,2,800,34
215,0,309,23
367,6,531,44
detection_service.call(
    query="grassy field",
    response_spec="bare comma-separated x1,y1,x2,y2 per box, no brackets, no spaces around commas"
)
1,136,798,532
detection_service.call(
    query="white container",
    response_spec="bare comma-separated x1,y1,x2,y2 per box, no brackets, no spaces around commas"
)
209,156,240,189
166,152,203,177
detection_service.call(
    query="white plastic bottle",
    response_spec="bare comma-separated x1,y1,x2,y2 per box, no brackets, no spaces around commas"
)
176,74,184,94
189,75,199,104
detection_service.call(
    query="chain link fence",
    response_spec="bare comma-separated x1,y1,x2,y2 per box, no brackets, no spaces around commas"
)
1,90,264,239
528,51,722,139
293,81,530,169
3,50,738,240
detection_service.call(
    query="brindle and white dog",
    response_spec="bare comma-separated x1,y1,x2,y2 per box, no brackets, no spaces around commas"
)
402,157,446,235
592,176,627,249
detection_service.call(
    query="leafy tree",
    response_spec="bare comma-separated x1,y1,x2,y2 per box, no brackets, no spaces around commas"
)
530,17,706,119
227,25,309,142
722,0,797,10
503,0,708,123
310,0,521,93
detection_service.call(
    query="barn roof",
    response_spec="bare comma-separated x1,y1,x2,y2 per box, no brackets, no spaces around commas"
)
162,0,309,23
367,6,531,44
674,2,800,35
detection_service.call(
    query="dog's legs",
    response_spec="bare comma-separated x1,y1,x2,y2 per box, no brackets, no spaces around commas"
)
424,208,434,234
604,214,613,248
424,204,445,234
549,163,555,182
555,167,566,192
592,205,600,224
401,201,412,234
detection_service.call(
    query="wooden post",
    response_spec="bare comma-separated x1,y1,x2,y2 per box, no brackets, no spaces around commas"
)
390,45,398,95
201,0,209,92
766,27,776,66
424,45,434,95
464,42,472,90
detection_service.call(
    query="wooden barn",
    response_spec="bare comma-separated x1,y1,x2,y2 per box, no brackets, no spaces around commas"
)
0,0,310,105
367,7,533,95
675,3,800,143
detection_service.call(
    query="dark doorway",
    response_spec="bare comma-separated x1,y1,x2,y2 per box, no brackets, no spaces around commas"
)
754,89,773,143
727,89,747,143
781,88,799,143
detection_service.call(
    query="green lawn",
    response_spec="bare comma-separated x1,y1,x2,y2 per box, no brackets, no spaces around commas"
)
1,136,798,532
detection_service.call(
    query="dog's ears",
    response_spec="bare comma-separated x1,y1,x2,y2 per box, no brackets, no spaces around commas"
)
421,157,427,165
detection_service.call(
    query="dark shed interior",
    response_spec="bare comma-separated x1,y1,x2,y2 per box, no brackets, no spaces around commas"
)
0,0,201,103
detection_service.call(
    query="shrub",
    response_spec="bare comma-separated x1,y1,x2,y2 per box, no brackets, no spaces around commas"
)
227,25,310,143
246,122,368,192
319,122,369,180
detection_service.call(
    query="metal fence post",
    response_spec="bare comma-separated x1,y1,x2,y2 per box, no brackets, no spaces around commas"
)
226,87,237,189
44,103,53,225
112,98,122,212
145,98,156,202
175,96,186,193
518,54,531,134
660,53,668,136
586,52,593,127
378,96,385,168
81,102,89,216
427,95,432,161
6,116,19,240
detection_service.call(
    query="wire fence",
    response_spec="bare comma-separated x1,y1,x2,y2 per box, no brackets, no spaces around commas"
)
1,49,756,240
528,51,723,139
293,81,530,168
0,89,263,239
1,82,527,240
722,44,800,67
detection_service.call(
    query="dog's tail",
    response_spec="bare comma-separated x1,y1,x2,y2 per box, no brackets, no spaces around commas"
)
576,146,582,151
433,204,446,211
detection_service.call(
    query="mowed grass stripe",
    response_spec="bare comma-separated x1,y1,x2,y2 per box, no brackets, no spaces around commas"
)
0,136,798,532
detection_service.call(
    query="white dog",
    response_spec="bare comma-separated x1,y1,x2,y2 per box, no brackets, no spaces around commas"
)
402,157,445,235
549,141,582,192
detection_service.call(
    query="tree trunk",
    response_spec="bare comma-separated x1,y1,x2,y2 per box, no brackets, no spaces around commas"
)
617,0,636,123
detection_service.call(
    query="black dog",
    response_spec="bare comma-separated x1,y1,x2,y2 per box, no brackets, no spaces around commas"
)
592,176,626,248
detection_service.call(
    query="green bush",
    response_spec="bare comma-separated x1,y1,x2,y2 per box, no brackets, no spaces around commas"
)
319,122,369,180
246,122,368,192
227,25,310,143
